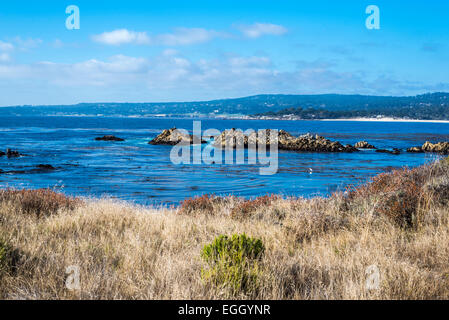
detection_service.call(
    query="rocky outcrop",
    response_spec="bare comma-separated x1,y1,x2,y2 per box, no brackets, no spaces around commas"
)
149,128,206,146
213,129,358,153
407,141,449,155
354,141,377,149
95,135,125,142
213,129,283,149
376,148,401,155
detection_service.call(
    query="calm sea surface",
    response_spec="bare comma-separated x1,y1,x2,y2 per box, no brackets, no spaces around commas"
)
0,116,447,205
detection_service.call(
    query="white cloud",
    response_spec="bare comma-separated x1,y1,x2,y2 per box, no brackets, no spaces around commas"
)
92,28,225,46
238,23,287,38
92,29,150,46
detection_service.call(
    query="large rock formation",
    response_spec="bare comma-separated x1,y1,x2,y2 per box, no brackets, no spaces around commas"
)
213,128,283,149
407,141,449,155
213,129,358,153
354,141,377,149
149,128,206,146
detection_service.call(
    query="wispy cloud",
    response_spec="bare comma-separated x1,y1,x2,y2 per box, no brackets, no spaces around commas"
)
155,28,225,46
13,37,43,50
0,53,11,62
91,23,286,47
0,41,14,51
237,23,287,38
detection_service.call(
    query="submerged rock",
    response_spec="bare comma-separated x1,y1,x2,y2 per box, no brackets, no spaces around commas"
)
95,135,125,142
213,129,358,153
149,128,206,146
6,149,21,158
376,148,401,155
36,164,56,171
354,141,377,149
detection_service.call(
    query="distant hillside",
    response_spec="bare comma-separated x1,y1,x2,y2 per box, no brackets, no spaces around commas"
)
255,93,449,120
1,92,448,118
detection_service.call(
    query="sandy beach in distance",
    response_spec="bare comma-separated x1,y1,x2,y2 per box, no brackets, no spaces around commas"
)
320,117,449,123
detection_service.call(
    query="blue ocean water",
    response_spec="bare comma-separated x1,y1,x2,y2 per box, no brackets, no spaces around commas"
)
0,116,447,206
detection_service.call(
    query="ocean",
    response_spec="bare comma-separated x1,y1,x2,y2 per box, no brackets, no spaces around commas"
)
0,116,447,206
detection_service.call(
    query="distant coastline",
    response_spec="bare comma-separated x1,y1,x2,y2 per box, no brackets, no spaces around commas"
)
319,117,449,123
3,113,449,123
1,92,448,121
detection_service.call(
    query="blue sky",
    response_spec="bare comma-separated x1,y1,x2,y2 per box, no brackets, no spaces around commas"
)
0,0,448,106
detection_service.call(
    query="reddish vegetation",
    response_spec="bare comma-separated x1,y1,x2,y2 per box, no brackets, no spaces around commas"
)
231,195,279,218
347,167,432,227
179,194,217,215
0,188,82,217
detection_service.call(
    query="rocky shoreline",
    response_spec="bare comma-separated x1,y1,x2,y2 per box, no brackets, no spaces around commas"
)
149,128,406,154
148,128,449,155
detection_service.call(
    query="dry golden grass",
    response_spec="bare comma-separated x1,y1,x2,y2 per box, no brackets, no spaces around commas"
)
1,158,449,300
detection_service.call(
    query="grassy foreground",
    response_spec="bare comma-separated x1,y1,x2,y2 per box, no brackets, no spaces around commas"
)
1,158,449,300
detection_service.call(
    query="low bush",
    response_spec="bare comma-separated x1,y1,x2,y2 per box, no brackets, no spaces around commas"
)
201,234,264,295
0,188,82,217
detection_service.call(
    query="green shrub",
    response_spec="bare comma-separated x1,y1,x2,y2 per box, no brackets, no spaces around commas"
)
201,234,264,295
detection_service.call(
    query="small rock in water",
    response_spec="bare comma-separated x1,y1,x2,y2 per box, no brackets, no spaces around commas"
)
354,141,377,149
407,146,424,153
95,135,125,142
